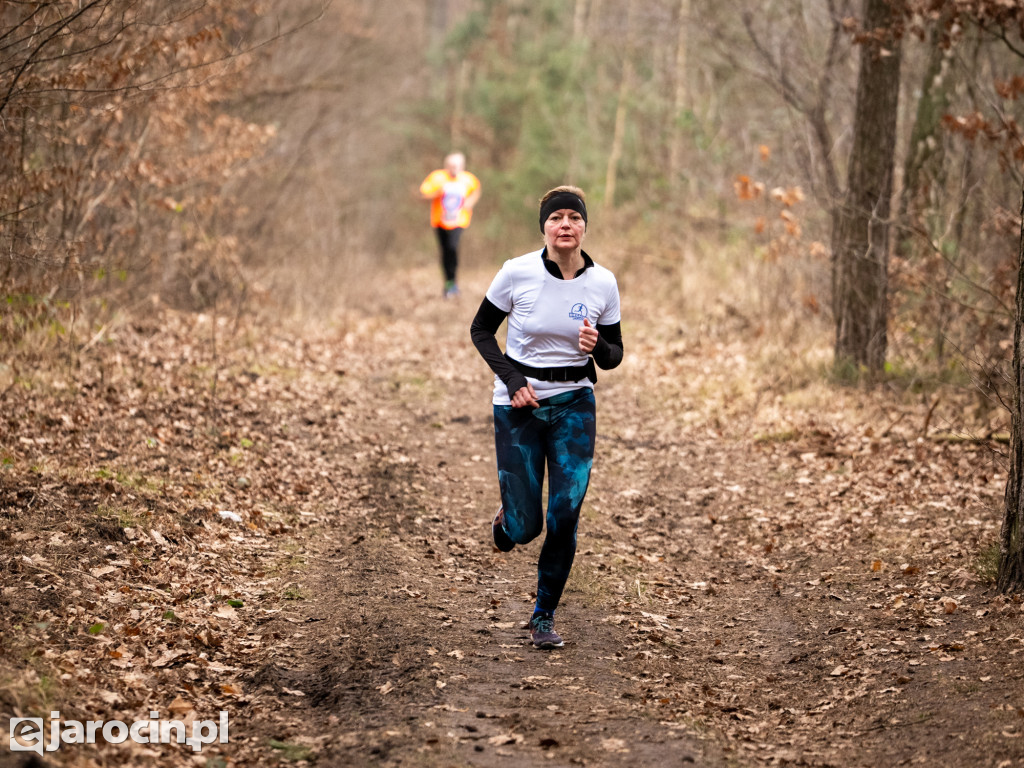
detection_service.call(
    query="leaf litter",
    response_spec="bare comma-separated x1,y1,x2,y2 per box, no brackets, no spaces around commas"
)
0,266,1022,766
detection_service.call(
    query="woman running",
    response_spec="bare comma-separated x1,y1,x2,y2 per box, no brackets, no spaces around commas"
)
469,185,623,649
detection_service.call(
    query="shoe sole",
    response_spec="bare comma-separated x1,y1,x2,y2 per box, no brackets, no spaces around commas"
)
492,507,515,552
532,639,564,649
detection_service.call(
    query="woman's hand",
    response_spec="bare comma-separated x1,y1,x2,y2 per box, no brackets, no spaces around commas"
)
579,318,599,354
511,383,540,408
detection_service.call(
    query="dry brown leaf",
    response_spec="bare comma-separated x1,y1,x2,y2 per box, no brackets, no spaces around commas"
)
488,732,525,746
152,649,188,668
600,738,630,753
168,695,192,715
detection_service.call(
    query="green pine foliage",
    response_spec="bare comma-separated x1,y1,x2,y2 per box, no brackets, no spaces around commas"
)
418,0,684,256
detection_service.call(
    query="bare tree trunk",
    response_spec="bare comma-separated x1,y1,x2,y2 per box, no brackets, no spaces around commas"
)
831,0,903,374
588,0,603,38
429,0,448,46
998,183,1024,592
897,10,953,255
573,0,587,41
451,58,470,148
604,0,635,210
566,0,589,181
668,0,691,191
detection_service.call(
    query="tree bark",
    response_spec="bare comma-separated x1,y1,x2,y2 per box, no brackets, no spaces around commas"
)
897,10,952,255
998,183,1024,592
831,0,903,374
603,0,635,210
429,0,448,46
573,0,587,41
668,0,692,191
450,58,471,148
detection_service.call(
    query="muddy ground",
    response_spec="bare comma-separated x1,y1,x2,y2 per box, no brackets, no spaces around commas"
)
2,266,1023,768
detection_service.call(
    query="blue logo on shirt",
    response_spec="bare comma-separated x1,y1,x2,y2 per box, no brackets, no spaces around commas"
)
441,181,465,225
569,303,588,320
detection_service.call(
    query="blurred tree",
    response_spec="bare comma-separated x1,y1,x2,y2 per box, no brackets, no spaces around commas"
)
604,0,636,210
433,0,603,244
897,10,955,250
0,0,276,326
667,0,692,196
893,10,962,368
170,0,421,312
734,0,855,207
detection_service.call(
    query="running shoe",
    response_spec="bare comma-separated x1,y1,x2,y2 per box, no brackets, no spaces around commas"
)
492,505,514,552
443,280,460,298
529,612,564,649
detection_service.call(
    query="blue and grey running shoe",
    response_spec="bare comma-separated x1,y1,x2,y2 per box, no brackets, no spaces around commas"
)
529,612,564,649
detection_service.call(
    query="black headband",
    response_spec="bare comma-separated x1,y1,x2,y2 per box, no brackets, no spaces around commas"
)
539,192,587,233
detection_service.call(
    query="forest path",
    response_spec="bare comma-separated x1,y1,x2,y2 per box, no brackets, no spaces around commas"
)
239,266,1022,768
5,265,1020,768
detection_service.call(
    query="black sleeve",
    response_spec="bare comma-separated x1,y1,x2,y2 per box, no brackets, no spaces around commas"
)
592,321,623,370
470,297,529,397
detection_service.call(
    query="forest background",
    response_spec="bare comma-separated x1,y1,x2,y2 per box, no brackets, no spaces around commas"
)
5,0,1024,418
3,1,1024,766
3,0,1024,399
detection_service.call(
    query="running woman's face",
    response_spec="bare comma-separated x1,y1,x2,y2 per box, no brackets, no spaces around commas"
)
543,209,586,254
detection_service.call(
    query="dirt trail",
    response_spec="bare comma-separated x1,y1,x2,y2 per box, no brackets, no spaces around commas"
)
236,267,1022,768
237,270,716,767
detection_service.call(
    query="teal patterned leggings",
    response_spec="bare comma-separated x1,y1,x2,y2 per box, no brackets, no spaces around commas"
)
493,387,596,613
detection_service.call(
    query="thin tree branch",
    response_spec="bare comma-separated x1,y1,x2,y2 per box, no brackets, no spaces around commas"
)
0,0,106,115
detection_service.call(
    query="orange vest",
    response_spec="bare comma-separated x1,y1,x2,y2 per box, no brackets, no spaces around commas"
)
420,170,480,229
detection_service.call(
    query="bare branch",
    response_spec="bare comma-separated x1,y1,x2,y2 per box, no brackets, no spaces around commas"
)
0,0,107,115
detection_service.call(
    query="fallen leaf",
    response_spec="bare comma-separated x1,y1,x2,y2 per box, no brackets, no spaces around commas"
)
152,649,188,668
96,690,121,705
488,732,524,746
601,738,629,753
168,695,192,715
